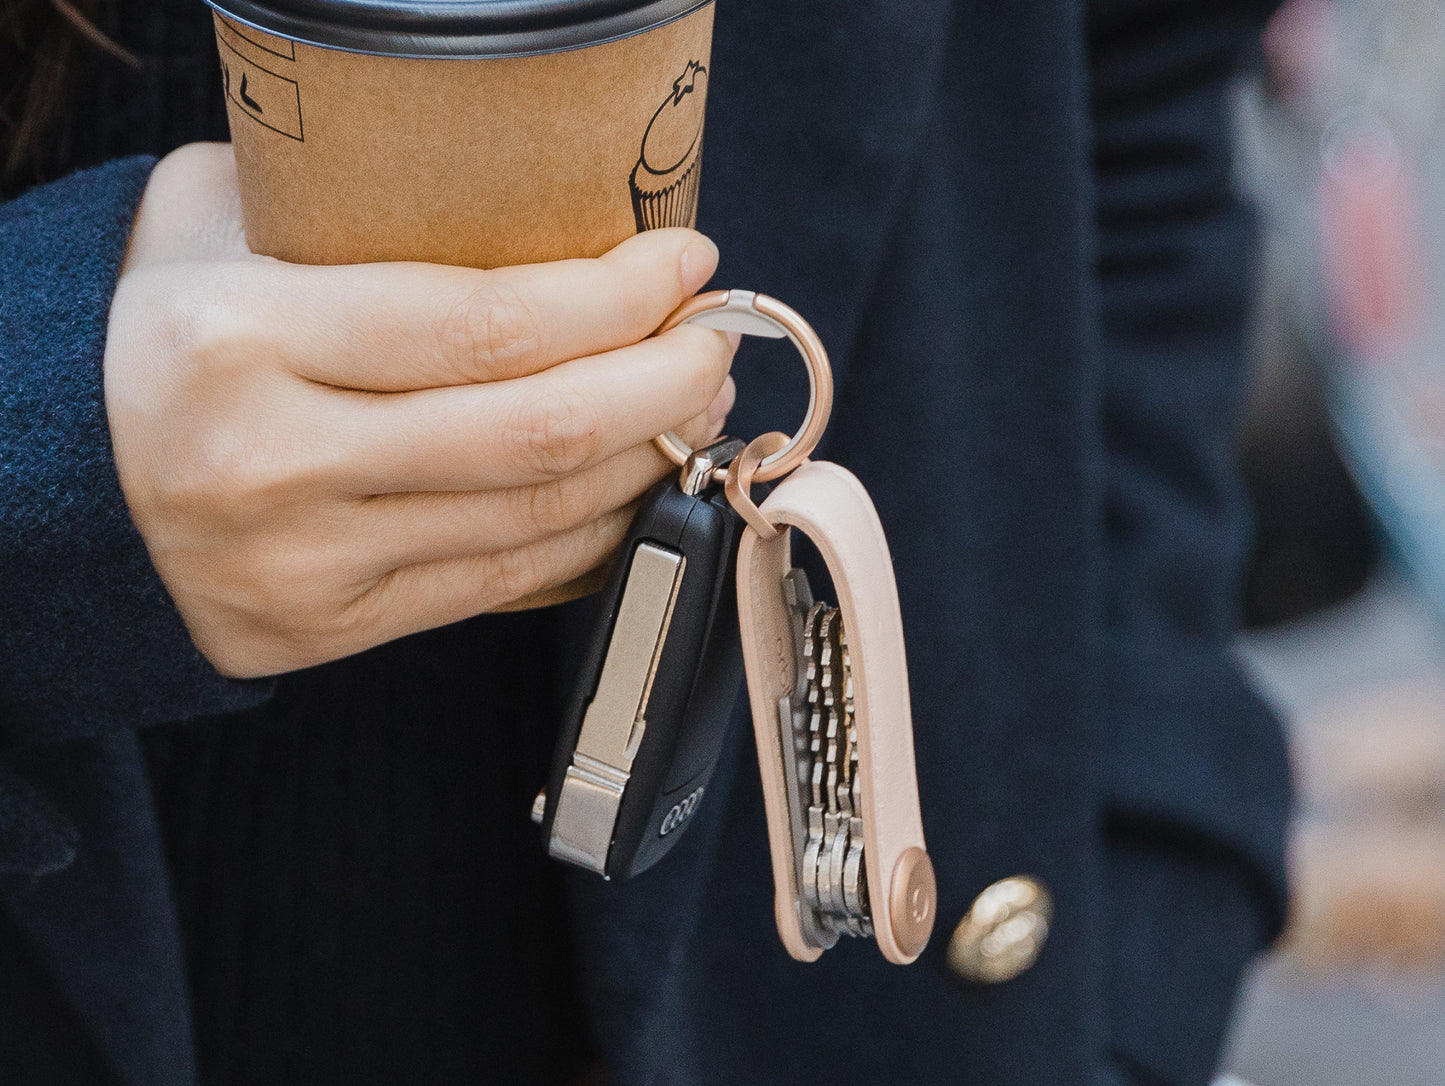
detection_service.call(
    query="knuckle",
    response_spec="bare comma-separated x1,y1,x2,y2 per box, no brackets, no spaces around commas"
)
259,541,325,601
504,385,603,477
185,557,330,678
524,471,598,535
230,540,311,618
439,281,544,380
251,559,350,662
154,426,299,544
189,427,275,511
328,574,395,650
488,546,546,606
615,282,662,337
179,283,269,376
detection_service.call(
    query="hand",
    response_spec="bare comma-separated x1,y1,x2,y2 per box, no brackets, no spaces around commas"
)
104,143,736,679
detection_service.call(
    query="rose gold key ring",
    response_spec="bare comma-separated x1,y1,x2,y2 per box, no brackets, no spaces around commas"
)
652,290,833,485
725,431,790,540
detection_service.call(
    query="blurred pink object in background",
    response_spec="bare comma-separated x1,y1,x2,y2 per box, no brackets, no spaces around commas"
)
1264,0,1340,108
1319,122,1427,359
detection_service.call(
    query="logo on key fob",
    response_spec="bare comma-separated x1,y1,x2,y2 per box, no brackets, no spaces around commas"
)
534,438,745,880
659,785,705,837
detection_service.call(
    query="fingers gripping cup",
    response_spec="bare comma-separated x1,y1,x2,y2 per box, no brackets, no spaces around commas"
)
204,0,716,269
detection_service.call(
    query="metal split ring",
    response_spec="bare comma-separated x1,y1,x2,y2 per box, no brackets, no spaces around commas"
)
652,290,833,485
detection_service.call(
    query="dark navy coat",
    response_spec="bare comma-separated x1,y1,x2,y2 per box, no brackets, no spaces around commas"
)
0,1,1289,1083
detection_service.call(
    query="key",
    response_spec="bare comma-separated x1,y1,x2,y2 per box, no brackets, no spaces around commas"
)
535,437,745,880
786,592,869,939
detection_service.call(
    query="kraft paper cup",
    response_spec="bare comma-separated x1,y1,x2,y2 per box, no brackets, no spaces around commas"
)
205,0,715,269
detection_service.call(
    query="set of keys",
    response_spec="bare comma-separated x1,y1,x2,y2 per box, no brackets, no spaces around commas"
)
788,576,872,944
532,290,935,965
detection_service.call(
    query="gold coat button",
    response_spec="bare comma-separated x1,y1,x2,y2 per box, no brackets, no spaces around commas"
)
947,875,1052,983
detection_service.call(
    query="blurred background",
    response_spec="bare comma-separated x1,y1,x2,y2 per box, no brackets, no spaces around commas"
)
1218,0,1445,1080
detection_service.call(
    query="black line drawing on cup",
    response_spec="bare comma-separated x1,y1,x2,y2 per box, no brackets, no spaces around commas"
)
216,19,305,141
630,60,708,231
223,15,296,61
239,73,263,113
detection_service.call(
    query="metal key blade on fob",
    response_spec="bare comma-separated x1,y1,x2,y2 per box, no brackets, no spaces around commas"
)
547,542,685,872
538,438,746,880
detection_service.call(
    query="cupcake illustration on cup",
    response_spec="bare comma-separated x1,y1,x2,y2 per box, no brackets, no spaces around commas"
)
630,60,708,231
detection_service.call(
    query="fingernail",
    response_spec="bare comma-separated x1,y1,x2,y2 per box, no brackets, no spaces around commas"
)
707,377,736,424
680,235,720,294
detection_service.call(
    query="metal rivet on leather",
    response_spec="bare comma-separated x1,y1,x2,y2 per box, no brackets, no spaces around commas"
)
946,875,1052,983
889,846,938,959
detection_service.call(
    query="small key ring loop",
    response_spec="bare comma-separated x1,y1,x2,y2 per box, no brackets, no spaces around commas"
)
653,290,833,484
725,431,790,540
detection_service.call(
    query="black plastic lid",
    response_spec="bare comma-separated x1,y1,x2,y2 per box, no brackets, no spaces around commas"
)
205,0,711,58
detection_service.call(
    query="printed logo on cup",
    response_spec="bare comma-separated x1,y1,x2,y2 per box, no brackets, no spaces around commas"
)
216,16,304,141
629,60,708,231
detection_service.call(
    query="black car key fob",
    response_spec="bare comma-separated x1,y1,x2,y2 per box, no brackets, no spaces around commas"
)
534,438,745,880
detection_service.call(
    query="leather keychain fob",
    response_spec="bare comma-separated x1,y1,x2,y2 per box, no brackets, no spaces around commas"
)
535,437,745,880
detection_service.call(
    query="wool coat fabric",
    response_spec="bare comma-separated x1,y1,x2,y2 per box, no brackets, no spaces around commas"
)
0,0,1290,1084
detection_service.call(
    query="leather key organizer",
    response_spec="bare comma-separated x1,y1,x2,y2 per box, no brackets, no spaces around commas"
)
736,461,936,965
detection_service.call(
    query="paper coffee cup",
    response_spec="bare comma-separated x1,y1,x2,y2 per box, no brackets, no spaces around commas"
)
205,0,715,269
